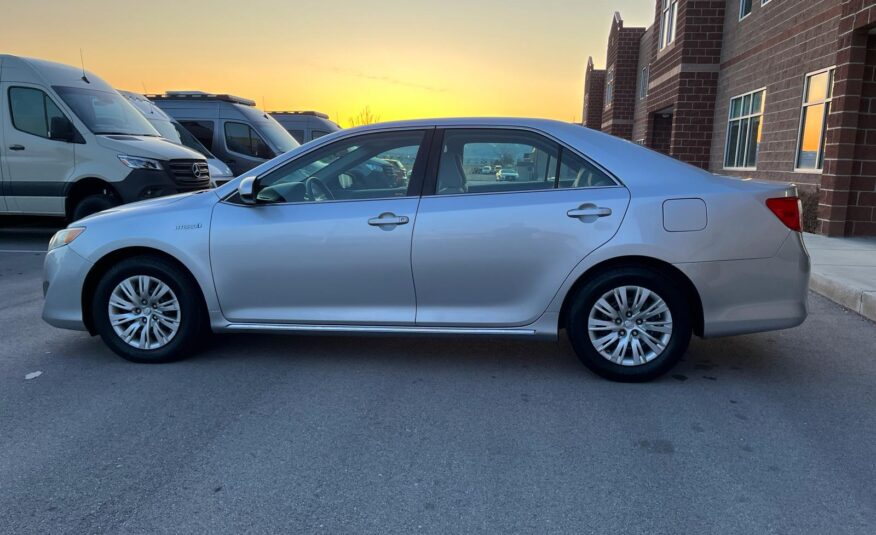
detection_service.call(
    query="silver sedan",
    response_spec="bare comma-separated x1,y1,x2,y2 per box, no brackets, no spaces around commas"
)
42,118,809,381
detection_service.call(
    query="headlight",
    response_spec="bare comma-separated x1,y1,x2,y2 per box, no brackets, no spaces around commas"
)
118,155,163,170
48,227,85,252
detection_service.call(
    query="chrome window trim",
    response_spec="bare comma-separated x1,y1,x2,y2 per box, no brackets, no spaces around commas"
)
220,123,626,206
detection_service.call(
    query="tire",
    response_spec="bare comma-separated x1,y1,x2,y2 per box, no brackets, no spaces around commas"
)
92,255,208,363
566,267,691,382
71,193,119,221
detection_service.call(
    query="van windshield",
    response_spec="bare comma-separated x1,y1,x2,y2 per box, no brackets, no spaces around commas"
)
258,117,300,154
54,86,160,136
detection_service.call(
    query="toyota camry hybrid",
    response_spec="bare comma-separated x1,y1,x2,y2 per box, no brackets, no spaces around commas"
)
41,118,810,381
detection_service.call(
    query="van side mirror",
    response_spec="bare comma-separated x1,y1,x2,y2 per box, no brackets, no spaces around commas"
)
238,176,258,205
49,116,75,142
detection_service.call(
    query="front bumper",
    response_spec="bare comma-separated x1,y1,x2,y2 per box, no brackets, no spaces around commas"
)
42,245,93,331
676,231,810,338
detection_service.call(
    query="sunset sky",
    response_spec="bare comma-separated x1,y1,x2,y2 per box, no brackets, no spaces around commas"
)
2,0,653,126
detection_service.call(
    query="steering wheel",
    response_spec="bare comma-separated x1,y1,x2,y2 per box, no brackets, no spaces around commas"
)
304,176,334,202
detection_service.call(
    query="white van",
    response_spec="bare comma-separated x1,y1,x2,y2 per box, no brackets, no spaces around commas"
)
269,111,340,144
148,92,299,177
0,55,211,220
119,90,234,185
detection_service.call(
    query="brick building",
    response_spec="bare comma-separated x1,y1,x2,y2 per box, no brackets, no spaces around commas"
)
582,0,876,236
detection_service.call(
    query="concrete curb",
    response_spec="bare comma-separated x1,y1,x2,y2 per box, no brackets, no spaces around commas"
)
810,272,876,323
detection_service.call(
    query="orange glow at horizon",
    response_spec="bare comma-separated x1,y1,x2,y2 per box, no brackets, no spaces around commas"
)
1,0,653,127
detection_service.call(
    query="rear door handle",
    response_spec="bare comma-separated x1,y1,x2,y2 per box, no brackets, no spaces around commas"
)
8,145,25,151
567,206,612,219
368,213,409,227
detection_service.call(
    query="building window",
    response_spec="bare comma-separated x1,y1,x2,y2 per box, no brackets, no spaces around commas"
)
724,89,765,169
740,0,753,19
605,65,615,107
761,0,771,5
659,0,678,49
796,68,835,171
639,65,649,100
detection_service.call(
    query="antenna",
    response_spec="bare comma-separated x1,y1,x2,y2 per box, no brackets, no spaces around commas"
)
141,81,148,94
79,49,90,83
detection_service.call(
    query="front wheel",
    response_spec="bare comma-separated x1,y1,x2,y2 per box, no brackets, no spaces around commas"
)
92,256,208,363
566,268,691,382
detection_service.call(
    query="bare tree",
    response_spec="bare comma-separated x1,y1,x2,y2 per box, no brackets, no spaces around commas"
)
348,106,381,127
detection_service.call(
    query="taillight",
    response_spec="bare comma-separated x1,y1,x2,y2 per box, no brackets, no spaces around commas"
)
766,197,802,232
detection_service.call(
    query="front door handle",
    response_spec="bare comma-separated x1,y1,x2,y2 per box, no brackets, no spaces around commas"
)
8,145,25,151
368,213,409,227
567,205,612,219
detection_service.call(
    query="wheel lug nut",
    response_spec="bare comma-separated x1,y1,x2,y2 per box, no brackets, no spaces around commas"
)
141,318,147,323
632,331,639,336
626,312,632,317
620,330,626,336
135,308,140,314
636,319,642,325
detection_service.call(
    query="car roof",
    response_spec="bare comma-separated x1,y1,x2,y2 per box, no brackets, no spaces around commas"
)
302,117,730,195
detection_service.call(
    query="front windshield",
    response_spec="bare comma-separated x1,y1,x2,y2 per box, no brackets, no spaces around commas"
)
172,121,217,159
258,116,300,154
54,86,160,136
151,119,183,144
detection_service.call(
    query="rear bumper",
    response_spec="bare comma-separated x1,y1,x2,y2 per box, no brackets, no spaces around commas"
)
676,232,810,338
42,245,92,331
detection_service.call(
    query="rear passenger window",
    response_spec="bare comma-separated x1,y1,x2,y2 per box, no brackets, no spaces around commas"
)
225,121,272,159
180,120,215,151
558,150,616,188
9,87,67,139
311,130,330,139
288,129,305,143
434,129,613,195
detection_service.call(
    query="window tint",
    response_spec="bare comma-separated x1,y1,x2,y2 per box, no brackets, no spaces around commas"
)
288,129,305,143
312,130,330,139
558,150,616,188
254,130,425,204
180,120,215,151
435,129,613,195
9,87,68,139
225,121,273,159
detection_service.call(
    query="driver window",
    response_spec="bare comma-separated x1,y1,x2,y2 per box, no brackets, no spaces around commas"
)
255,130,425,204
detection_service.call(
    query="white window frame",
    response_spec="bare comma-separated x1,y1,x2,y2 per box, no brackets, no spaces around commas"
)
659,0,678,49
723,87,766,171
605,65,615,107
639,65,650,100
761,0,772,5
794,66,835,173
739,0,753,20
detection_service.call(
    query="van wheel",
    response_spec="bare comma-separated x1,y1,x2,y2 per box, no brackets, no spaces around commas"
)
92,256,208,363
71,193,119,221
566,267,691,382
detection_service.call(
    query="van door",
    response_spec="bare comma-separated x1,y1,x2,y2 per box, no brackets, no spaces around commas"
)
0,83,76,215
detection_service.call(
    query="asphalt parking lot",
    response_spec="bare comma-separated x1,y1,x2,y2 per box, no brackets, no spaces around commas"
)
1,219,875,534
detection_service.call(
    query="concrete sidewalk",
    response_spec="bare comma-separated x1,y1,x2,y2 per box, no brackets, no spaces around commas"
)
804,232,876,322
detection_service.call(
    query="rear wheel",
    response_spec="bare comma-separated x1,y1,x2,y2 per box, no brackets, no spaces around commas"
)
92,256,207,363
566,267,691,382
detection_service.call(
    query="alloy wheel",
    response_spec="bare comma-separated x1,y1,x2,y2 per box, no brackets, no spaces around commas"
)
586,285,673,366
108,275,181,350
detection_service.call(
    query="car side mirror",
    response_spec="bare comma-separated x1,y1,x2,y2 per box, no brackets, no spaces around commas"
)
49,116,75,143
238,176,258,205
